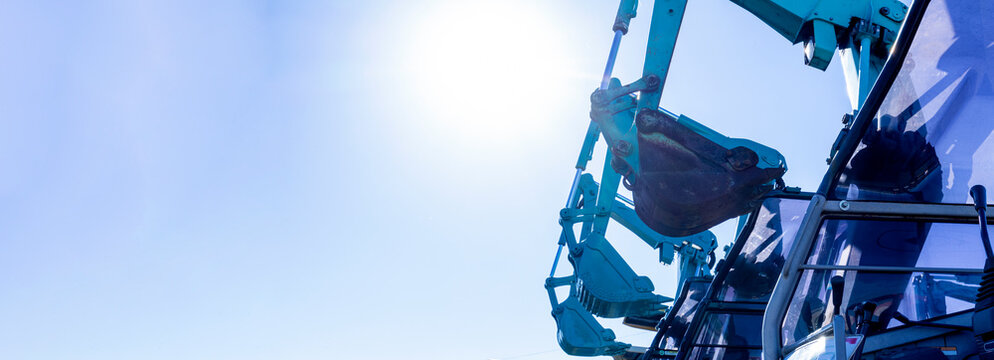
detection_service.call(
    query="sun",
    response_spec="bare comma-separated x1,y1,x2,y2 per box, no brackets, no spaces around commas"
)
404,1,573,145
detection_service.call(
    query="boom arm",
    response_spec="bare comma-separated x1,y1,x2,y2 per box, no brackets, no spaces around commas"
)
732,0,906,109
546,0,906,357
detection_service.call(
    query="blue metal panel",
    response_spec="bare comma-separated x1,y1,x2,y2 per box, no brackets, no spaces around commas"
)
545,277,631,356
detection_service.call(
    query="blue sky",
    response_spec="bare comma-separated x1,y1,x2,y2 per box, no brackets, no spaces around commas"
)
0,1,852,359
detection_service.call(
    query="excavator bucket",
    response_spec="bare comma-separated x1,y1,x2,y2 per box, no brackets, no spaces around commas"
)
551,295,631,356
630,109,786,237
573,235,672,318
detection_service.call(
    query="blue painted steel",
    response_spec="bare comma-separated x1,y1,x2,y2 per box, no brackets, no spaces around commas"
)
545,279,630,356
730,0,905,71
575,175,717,257
546,0,909,357
612,0,637,35
573,233,670,318
558,173,673,319
731,0,905,111
636,0,686,112
552,0,634,282
545,170,717,354
588,80,641,177
768,3,994,357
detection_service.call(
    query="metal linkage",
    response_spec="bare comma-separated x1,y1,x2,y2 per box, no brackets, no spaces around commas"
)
545,275,631,356
731,0,905,72
549,0,915,357
546,4,681,350
545,172,672,356
557,175,706,318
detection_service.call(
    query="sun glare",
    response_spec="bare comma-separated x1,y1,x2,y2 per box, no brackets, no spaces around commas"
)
405,1,572,145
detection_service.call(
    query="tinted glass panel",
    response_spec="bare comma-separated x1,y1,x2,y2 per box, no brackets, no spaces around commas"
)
661,279,710,351
693,312,763,347
833,0,994,204
804,220,989,269
782,270,977,347
781,218,990,346
687,343,762,360
717,197,807,302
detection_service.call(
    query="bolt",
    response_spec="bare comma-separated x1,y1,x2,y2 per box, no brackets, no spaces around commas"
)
590,89,609,105
879,7,891,16
635,109,662,133
644,75,660,91
610,156,630,175
840,200,851,211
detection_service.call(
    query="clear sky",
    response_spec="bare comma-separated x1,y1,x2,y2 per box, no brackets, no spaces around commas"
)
0,1,854,359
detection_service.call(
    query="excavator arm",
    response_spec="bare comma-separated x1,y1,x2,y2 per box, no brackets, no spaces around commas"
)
546,0,906,357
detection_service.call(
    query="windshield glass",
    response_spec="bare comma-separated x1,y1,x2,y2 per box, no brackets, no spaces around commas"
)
665,196,807,359
717,197,807,302
660,279,711,351
832,0,994,205
781,219,988,346
685,312,763,360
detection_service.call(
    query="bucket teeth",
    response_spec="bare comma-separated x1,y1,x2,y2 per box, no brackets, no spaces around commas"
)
572,239,671,318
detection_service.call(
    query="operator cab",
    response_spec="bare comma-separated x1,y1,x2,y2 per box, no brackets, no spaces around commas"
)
773,0,994,358
642,191,811,360
781,218,985,360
